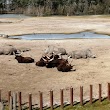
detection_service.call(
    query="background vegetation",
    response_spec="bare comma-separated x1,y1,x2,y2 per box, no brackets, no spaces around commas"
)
0,0,110,16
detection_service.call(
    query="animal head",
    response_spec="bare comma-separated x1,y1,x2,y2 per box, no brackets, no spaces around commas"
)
91,54,96,58
15,54,22,59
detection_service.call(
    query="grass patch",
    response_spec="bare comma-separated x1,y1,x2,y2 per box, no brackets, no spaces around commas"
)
3,98,110,110
46,99,110,110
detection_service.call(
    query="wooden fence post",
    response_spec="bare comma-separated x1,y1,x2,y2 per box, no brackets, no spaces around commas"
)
99,84,102,102
13,93,17,110
0,90,1,102
29,93,32,110
18,92,22,110
8,91,11,107
90,85,93,104
70,87,73,106
108,83,110,100
39,92,43,110
0,102,4,110
80,86,83,106
9,96,13,110
50,90,53,110
60,89,64,109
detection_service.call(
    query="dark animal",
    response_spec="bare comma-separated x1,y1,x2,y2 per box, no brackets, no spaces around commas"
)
46,54,60,68
57,62,73,72
46,54,69,68
36,53,73,72
46,59,68,68
36,56,50,67
46,54,73,72
15,55,34,63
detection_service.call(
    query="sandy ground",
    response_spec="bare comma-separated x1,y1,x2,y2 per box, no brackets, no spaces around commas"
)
0,15,110,106
0,15,110,35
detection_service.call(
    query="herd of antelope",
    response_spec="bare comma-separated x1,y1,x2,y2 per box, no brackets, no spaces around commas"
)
15,45,96,72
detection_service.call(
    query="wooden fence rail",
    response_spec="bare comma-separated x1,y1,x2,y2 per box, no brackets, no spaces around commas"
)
0,83,110,109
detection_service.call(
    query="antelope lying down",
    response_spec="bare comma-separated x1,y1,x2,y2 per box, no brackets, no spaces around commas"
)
15,54,34,63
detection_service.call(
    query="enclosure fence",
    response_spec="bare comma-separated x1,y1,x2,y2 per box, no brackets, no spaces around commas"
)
0,83,110,110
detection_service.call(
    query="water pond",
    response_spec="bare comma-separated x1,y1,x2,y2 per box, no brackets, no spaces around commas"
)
8,32,110,40
0,14,30,19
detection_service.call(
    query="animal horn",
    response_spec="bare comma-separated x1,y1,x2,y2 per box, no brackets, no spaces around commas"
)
15,53,21,56
13,51,15,55
66,55,69,60
46,55,51,60
67,56,73,64
68,55,71,59
48,57,54,62
15,54,17,56
58,53,62,59
58,53,62,55
52,51,55,55
21,51,23,54
15,51,22,56
42,57,47,62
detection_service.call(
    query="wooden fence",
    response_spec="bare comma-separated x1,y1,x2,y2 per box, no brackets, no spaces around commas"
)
0,83,110,110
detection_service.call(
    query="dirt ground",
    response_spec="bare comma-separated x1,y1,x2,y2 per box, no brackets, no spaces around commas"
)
0,15,110,106
1,15,110,36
